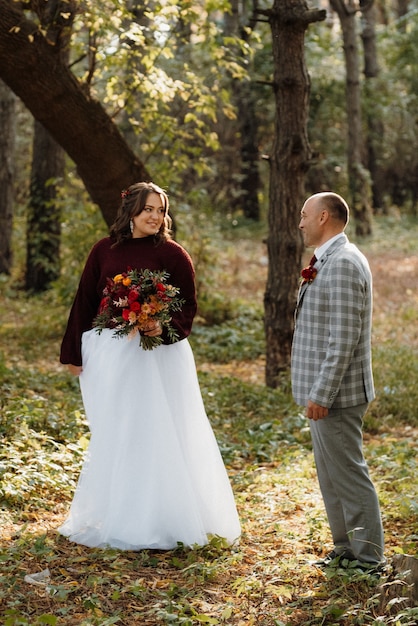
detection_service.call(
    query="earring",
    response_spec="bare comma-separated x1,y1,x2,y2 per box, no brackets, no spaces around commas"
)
129,219,134,234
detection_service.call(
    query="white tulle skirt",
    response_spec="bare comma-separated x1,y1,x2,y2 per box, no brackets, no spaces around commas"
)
58,329,241,550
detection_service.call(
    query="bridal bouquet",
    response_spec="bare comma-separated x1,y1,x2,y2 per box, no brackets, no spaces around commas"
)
93,268,185,350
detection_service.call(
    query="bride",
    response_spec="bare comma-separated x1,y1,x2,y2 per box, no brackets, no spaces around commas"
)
58,181,241,550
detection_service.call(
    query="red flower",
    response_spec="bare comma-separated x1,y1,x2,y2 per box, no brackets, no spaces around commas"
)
300,265,317,285
128,289,139,303
130,301,141,312
99,296,110,313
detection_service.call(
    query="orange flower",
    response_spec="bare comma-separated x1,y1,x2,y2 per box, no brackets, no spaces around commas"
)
138,312,150,325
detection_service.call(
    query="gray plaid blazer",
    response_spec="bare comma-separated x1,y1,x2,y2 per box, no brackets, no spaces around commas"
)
291,234,375,409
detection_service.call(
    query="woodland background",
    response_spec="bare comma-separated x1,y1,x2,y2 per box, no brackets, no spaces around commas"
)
1,0,418,624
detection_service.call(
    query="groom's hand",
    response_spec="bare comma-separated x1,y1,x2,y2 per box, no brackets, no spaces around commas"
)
306,400,328,421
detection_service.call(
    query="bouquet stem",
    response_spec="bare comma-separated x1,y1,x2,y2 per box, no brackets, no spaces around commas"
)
140,335,164,350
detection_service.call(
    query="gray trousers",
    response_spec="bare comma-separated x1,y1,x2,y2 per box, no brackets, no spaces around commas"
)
310,402,384,564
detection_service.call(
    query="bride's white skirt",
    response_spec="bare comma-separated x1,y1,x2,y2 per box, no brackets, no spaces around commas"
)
58,329,241,550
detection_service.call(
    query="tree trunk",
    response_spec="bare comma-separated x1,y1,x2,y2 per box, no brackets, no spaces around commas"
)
395,0,409,29
238,79,261,220
361,2,384,212
24,0,71,292
379,554,418,613
0,0,150,227
224,0,260,220
263,0,326,387
234,0,261,222
25,121,64,292
0,79,15,275
330,0,373,236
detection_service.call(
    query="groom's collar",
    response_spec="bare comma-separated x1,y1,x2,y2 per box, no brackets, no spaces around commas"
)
315,232,347,261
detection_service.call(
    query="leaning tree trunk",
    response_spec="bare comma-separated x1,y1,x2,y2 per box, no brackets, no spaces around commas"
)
0,0,150,227
330,0,374,235
0,79,15,275
262,0,326,387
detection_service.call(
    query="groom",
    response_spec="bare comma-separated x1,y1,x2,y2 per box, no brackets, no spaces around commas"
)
291,191,385,570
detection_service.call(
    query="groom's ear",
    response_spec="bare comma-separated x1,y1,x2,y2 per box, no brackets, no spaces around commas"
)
319,209,329,224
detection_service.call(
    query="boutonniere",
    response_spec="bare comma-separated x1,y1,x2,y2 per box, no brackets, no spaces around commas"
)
300,264,317,285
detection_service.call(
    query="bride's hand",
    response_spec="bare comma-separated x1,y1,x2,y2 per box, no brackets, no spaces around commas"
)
143,322,162,337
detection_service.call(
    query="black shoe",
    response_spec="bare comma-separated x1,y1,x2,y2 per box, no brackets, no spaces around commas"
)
313,549,355,567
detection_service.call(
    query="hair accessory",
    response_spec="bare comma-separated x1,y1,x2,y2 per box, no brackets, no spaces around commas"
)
121,189,130,199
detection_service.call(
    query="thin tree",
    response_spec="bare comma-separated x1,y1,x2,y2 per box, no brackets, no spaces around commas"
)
0,79,15,275
361,0,384,211
25,0,76,292
224,0,261,220
395,0,410,26
329,0,374,235
26,122,65,292
260,0,326,386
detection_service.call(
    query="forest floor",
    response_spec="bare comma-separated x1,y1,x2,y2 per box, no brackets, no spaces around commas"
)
1,215,418,625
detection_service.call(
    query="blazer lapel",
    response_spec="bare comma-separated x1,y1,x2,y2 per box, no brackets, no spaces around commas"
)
296,234,348,310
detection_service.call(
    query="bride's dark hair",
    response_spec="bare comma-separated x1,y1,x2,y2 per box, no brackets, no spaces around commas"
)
110,182,172,246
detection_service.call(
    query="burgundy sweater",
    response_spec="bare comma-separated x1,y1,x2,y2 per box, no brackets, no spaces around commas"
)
60,236,197,366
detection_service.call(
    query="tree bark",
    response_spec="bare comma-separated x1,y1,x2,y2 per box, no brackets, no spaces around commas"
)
0,80,16,275
379,554,418,613
237,76,261,220
263,0,326,387
25,0,72,291
0,0,150,227
361,2,384,212
329,0,374,235
224,0,261,221
25,121,64,292
395,0,410,29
